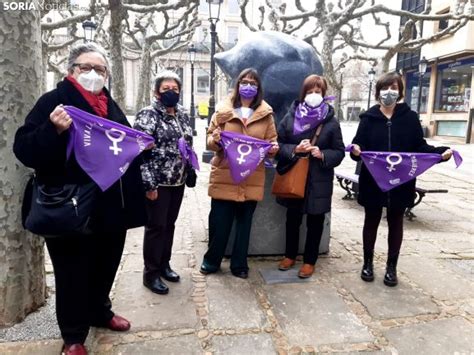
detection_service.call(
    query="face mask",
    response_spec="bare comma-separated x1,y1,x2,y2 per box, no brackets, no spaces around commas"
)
379,89,399,107
239,84,258,99
77,70,105,93
304,93,324,108
159,90,180,107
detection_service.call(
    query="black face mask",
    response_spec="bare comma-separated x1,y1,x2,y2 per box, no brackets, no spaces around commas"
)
159,90,180,108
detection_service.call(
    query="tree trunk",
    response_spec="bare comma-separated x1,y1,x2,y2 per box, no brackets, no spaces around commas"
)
42,46,48,94
109,0,126,110
135,42,152,112
0,2,46,326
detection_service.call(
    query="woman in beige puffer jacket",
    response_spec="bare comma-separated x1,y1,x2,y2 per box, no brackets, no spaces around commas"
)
200,68,278,279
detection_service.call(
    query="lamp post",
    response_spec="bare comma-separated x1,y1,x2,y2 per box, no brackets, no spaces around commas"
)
82,20,97,42
203,0,223,163
367,67,376,110
82,20,111,94
416,56,428,115
188,43,197,136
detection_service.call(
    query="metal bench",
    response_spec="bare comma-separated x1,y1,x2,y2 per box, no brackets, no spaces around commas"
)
335,172,359,200
404,187,448,220
335,171,448,220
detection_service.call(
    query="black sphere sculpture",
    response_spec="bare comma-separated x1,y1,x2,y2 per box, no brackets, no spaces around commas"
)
214,31,323,123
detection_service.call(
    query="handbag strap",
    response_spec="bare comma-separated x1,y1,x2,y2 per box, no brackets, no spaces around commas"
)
310,124,324,146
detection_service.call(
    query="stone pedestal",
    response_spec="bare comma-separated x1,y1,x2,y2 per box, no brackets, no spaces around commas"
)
226,167,330,256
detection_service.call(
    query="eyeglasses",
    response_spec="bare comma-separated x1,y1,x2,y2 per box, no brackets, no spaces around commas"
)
73,63,107,76
240,80,258,87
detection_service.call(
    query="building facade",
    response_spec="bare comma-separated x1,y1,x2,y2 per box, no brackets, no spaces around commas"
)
397,0,474,142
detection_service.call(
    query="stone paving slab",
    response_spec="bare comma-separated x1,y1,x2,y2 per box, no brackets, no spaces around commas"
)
112,270,199,331
401,256,474,300
258,267,313,285
121,252,190,274
335,274,439,319
211,333,275,354
0,340,63,355
206,273,267,330
384,317,474,355
108,335,201,355
265,283,373,346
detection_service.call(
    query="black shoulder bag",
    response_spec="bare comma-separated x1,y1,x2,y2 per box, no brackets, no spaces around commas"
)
23,175,99,237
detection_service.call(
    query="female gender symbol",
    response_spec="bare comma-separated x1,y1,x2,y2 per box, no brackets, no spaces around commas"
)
386,153,403,172
236,144,252,164
105,128,126,155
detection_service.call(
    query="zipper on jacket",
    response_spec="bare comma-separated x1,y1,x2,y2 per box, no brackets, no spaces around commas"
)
387,120,392,208
72,197,78,216
119,178,125,208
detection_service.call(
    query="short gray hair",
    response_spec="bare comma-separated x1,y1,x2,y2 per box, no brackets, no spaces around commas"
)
154,70,182,92
67,42,110,75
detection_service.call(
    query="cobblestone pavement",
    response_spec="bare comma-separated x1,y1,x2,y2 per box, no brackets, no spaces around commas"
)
1,120,472,354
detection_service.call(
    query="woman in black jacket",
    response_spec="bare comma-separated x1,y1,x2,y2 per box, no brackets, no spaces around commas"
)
13,43,146,355
276,75,345,278
350,72,452,287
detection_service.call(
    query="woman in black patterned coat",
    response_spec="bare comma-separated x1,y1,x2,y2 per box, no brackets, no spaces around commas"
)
133,70,193,295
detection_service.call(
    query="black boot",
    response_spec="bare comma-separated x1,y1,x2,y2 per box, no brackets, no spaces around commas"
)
384,254,399,287
361,250,374,282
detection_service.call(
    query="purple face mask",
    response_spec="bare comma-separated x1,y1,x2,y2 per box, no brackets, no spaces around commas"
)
239,84,258,99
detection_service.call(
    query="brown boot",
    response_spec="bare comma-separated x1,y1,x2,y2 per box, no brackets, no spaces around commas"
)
278,258,296,271
298,263,315,278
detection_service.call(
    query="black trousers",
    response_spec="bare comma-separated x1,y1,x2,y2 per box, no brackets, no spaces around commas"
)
285,208,325,265
143,185,185,280
45,228,127,345
363,206,405,257
203,199,257,273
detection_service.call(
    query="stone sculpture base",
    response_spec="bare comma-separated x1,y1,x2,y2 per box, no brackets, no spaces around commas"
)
225,167,330,256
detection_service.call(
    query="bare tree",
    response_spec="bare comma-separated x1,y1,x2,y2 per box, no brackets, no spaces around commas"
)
239,0,474,116
121,0,200,111
340,0,474,71
0,1,46,326
40,0,99,93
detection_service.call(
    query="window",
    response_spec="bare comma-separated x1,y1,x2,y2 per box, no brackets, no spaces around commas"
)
437,121,467,137
227,26,239,44
434,57,473,113
396,0,425,72
437,8,450,31
405,69,431,113
228,0,239,15
197,69,210,94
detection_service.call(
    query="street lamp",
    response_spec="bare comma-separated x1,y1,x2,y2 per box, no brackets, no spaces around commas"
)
416,56,428,115
188,43,197,136
203,0,223,163
367,67,376,110
82,20,97,42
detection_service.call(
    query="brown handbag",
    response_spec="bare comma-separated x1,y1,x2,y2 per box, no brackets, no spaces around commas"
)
271,124,323,199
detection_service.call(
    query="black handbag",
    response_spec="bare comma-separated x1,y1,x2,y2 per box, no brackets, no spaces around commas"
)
185,164,197,188
24,177,98,237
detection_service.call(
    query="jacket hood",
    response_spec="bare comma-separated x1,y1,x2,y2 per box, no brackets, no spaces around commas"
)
360,102,412,120
214,97,273,125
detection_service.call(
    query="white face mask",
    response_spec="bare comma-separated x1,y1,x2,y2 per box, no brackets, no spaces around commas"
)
379,89,399,107
304,93,323,108
77,70,105,93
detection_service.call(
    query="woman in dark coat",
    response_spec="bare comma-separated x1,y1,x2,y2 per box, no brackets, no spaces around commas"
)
276,74,345,278
350,72,452,287
13,42,146,355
